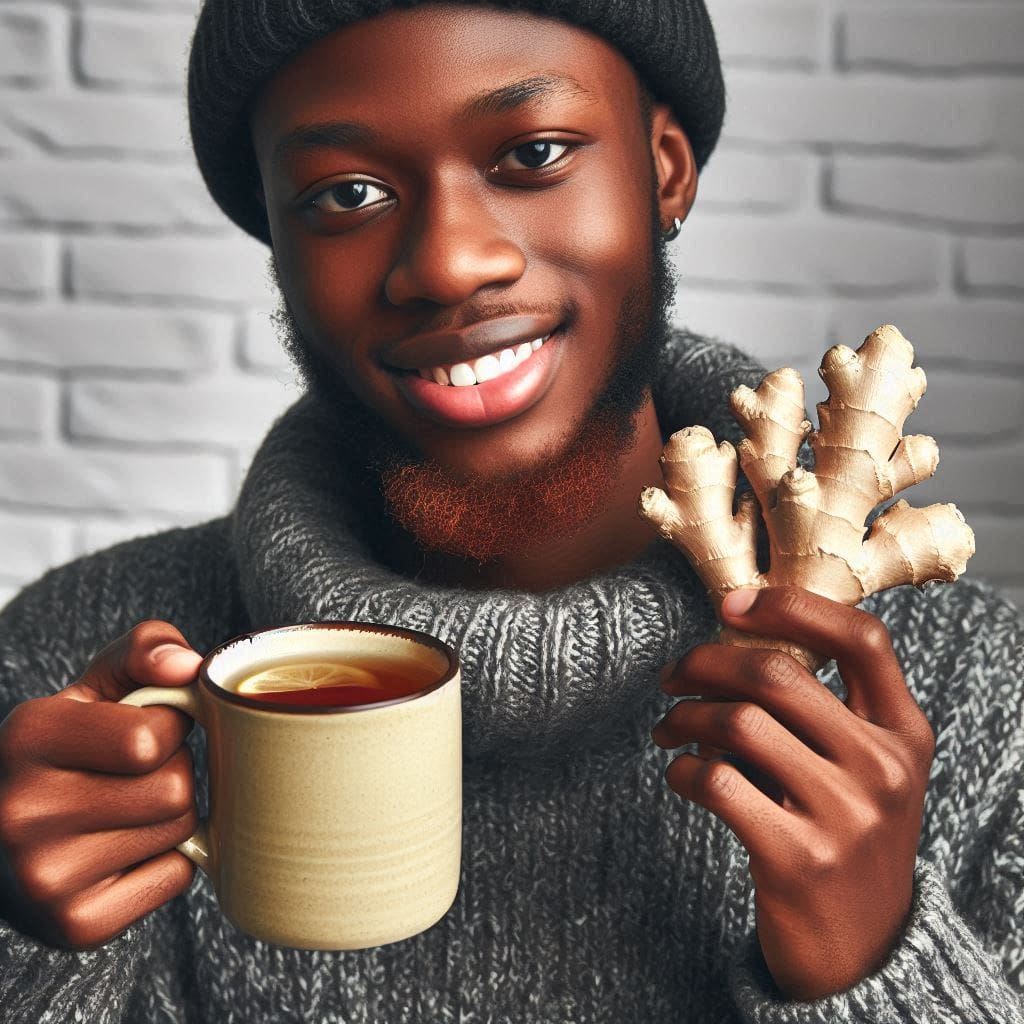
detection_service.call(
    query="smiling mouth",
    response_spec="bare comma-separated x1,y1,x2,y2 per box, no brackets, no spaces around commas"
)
412,334,553,387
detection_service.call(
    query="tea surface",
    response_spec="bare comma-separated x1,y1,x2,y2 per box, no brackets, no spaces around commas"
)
225,654,442,708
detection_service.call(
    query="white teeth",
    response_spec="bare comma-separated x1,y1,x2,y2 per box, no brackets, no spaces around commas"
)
448,362,476,387
472,353,502,383
419,333,552,386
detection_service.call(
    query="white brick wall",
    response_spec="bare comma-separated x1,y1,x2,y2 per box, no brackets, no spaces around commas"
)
0,0,1021,614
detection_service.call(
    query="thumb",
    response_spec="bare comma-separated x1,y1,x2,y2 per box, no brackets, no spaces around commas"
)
64,620,204,703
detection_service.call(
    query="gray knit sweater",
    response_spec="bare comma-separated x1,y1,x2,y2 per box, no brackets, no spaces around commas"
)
0,332,1021,1024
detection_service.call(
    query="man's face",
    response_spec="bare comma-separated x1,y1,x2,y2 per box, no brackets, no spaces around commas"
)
249,4,683,561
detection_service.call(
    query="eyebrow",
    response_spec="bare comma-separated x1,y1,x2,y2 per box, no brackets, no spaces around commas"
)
271,74,596,169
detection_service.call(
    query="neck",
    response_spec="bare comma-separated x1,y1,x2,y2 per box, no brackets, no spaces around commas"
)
383,396,667,592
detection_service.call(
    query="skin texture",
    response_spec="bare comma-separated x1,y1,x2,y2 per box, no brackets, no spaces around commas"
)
0,4,936,1004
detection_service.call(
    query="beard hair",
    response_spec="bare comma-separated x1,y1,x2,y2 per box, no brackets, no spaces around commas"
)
268,191,677,565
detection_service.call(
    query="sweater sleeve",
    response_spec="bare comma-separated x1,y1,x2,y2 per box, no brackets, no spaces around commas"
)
725,583,1024,1024
0,518,242,1024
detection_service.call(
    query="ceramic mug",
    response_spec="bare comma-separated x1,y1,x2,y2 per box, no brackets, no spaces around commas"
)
120,621,462,950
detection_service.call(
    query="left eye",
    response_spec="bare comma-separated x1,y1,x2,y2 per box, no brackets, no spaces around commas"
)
309,181,391,213
498,141,571,171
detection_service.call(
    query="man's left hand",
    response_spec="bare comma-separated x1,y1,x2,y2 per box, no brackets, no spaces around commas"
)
653,586,936,1001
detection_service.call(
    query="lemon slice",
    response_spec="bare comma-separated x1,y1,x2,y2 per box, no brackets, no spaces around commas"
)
235,661,379,695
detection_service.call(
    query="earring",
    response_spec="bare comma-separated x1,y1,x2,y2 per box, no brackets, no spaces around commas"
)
662,217,682,241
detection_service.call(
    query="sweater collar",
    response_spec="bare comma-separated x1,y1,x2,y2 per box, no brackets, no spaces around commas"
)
231,330,768,760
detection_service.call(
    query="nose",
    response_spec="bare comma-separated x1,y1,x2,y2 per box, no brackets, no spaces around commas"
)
383,182,526,306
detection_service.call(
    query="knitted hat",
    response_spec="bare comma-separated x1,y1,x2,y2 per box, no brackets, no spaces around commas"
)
188,0,725,245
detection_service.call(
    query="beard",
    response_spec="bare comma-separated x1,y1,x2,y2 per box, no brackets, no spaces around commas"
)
269,196,677,566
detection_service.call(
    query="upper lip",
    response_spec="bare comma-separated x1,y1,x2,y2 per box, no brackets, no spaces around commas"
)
382,315,561,372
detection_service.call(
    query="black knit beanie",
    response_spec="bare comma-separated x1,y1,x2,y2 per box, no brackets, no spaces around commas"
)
188,0,725,245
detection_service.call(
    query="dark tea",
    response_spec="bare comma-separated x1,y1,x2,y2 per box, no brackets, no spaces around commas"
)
226,654,442,708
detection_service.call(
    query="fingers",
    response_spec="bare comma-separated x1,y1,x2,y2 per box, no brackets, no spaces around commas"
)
64,620,204,704
653,698,830,813
661,642,851,762
2,747,194,838
1,696,192,774
9,810,199,908
717,587,916,731
44,851,195,951
664,751,795,865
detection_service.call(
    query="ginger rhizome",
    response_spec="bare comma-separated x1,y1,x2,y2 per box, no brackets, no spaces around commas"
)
638,325,976,672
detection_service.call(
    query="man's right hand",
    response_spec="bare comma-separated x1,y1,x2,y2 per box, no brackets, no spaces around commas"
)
0,620,203,949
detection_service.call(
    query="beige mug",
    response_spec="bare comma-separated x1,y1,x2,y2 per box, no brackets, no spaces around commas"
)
120,621,462,950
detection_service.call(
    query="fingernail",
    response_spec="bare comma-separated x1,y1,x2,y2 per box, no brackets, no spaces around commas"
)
722,588,759,617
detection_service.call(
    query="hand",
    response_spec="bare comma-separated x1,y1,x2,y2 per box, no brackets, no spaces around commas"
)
0,621,203,949
653,587,936,1001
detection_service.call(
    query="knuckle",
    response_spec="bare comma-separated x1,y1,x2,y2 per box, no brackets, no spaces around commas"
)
119,724,165,773
51,901,106,951
757,651,802,692
799,837,841,879
160,759,196,819
871,749,916,804
697,759,741,803
774,586,811,622
721,702,770,744
16,854,67,906
852,614,892,657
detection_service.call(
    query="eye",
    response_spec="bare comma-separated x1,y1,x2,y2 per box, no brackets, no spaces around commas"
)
497,140,572,172
307,180,391,214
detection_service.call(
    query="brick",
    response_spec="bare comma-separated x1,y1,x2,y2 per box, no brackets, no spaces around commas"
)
0,159,223,230
960,514,1024,583
0,92,189,158
0,304,231,372
713,2,821,68
79,10,195,90
0,10,58,84
829,300,1024,369
242,309,294,373
75,516,178,557
69,377,298,446
0,234,58,296
904,440,1024,512
673,290,827,366
841,6,1024,71
722,72,994,153
69,236,277,307
0,511,74,580
906,369,1024,443
830,155,1024,230
959,237,1024,294
699,147,813,211
0,371,56,439
0,441,231,516
679,211,941,293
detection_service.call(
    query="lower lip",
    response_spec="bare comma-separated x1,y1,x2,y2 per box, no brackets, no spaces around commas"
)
393,332,563,428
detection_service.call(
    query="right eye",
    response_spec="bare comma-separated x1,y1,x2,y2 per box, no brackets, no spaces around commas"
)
307,180,392,214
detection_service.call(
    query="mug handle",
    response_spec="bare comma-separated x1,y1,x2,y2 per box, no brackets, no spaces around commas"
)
119,684,211,877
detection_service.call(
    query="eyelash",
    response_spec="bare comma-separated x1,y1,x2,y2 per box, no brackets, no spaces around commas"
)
303,139,577,216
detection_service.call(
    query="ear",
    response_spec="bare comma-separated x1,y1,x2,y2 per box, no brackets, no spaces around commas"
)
649,103,697,233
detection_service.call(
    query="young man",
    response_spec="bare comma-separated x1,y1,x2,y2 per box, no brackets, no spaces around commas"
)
0,1,1021,1021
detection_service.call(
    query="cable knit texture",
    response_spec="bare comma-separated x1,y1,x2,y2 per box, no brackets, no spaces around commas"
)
0,331,1021,1023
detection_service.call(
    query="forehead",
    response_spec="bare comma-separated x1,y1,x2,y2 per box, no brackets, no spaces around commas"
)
250,4,644,148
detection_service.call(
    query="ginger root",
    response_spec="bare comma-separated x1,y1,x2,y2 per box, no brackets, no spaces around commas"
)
639,324,975,672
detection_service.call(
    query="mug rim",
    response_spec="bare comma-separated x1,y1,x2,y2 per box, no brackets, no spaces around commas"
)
198,621,460,714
